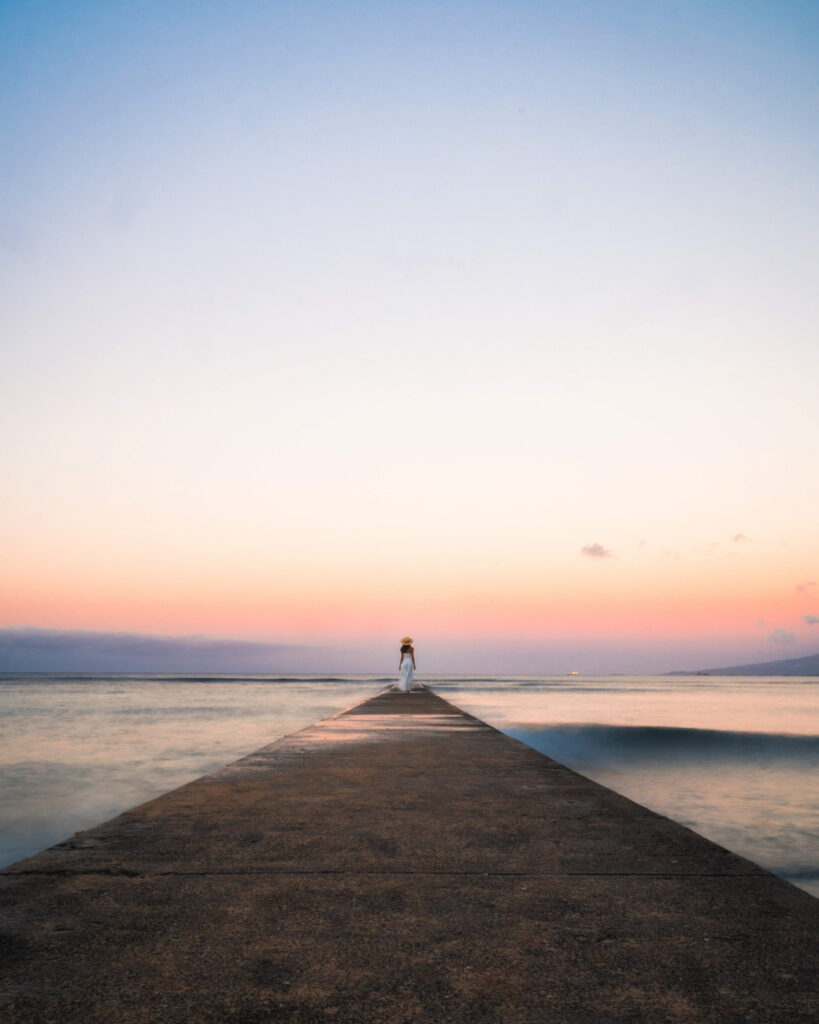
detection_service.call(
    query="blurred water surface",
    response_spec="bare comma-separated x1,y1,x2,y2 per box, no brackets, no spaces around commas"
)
1,673,817,898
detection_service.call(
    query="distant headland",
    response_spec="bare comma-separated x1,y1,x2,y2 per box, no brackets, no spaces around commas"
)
669,651,819,676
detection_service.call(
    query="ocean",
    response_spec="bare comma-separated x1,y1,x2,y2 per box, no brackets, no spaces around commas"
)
1,673,816,898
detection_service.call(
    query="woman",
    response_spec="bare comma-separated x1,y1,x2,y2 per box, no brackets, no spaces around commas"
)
398,636,416,692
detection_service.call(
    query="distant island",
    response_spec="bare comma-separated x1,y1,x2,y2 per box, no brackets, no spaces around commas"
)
669,651,819,676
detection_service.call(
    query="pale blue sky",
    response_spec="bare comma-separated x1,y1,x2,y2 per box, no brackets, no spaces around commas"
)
2,1,818,670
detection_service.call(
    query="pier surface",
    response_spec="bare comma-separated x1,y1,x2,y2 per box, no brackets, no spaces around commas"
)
1,687,816,1022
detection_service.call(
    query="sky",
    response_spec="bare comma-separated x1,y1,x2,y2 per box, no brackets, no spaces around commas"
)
2,1,818,673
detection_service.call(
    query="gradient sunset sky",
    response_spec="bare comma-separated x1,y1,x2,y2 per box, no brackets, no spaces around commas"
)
2,1,818,672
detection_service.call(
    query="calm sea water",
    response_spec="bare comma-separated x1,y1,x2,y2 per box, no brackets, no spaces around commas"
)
1,674,817,898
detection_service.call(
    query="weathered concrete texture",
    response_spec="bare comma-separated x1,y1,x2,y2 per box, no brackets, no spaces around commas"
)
1,687,816,1023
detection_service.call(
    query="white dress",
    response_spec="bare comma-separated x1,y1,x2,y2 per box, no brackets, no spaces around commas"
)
398,650,414,691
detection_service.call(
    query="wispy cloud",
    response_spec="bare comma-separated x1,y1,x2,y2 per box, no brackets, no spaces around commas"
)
769,629,797,644
804,615,819,626
732,533,750,542
581,543,613,559
796,581,817,593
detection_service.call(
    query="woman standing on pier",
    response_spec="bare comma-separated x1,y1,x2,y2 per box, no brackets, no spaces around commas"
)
398,637,416,691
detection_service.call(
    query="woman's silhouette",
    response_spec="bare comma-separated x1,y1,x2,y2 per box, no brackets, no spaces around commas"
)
398,636,416,691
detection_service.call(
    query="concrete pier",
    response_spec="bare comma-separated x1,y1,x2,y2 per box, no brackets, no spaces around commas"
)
1,687,816,1022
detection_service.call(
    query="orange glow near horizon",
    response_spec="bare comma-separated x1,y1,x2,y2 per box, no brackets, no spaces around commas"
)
3,535,817,656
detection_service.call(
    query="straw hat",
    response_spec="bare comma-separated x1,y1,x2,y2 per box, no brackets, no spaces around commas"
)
400,636,413,645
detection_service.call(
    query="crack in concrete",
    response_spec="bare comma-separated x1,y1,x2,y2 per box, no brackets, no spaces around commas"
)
1,867,765,879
